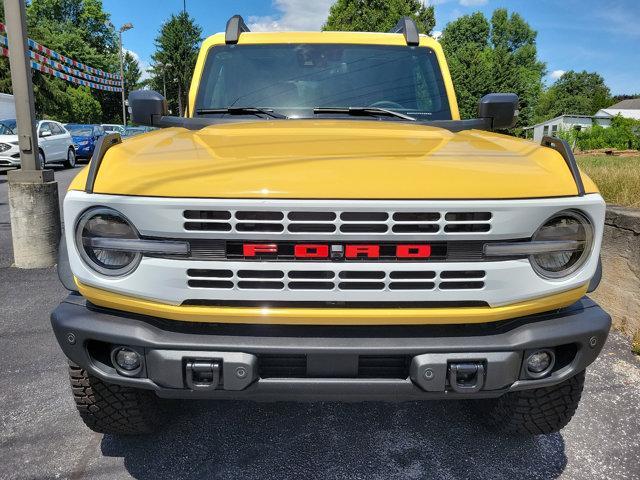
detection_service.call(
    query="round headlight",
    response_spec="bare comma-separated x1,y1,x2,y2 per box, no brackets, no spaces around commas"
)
530,210,593,279
75,207,141,276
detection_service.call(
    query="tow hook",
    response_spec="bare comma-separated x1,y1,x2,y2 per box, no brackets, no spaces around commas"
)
185,360,221,390
448,362,485,393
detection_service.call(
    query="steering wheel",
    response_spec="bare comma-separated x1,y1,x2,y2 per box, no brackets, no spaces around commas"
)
368,100,405,109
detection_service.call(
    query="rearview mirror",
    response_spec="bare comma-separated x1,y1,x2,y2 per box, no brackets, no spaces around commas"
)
478,93,519,130
128,90,168,127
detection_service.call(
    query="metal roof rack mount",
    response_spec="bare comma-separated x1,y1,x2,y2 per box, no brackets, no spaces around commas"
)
541,136,585,197
225,15,250,44
390,17,420,46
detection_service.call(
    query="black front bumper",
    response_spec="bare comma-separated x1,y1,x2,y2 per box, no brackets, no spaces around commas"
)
50,294,611,401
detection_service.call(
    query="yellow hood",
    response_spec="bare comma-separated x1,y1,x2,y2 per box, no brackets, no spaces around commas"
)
71,120,596,199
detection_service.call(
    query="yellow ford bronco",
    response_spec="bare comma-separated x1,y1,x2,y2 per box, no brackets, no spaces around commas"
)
52,16,610,435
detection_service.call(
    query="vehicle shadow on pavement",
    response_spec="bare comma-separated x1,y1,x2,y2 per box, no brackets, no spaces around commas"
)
101,399,567,479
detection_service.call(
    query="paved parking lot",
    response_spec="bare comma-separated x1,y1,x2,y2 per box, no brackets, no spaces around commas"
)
1,167,639,480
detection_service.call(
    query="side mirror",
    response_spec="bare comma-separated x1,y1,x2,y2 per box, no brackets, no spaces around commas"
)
40,130,52,138
478,93,519,130
128,89,168,127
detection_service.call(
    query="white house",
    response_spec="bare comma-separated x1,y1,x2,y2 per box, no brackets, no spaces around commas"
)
525,114,612,142
595,98,640,120
525,98,640,142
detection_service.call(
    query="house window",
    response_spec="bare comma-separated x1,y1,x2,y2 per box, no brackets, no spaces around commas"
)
551,125,558,135
543,125,549,136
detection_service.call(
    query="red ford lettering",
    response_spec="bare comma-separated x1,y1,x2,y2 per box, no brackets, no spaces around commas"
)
294,244,329,258
345,244,380,259
243,244,278,257
396,244,431,258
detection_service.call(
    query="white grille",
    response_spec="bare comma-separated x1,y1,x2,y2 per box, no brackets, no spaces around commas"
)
182,209,492,235
63,191,606,308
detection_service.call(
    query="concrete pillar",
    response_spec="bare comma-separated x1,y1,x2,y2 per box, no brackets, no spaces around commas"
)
8,177,61,268
4,0,62,268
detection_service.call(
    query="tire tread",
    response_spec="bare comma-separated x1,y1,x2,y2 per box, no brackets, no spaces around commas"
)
479,371,585,435
68,363,161,435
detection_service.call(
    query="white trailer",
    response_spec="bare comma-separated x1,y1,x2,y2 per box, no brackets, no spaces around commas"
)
0,93,16,119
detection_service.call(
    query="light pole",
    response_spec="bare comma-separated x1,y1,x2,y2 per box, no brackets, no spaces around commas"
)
3,0,60,268
160,62,172,99
118,23,133,127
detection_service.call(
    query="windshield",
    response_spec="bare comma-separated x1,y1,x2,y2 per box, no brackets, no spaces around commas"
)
66,125,93,136
195,44,452,120
0,119,17,134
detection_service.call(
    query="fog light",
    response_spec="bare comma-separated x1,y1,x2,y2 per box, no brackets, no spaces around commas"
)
112,347,142,375
525,349,555,378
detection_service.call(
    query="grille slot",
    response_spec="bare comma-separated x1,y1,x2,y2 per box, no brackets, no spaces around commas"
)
188,280,233,289
341,212,388,221
237,281,284,290
184,210,231,220
390,271,436,279
340,224,388,233
444,224,491,233
288,281,335,290
393,212,440,222
338,282,385,290
358,356,410,378
440,270,486,279
288,224,336,233
236,211,284,221
236,223,284,232
392,224,439,233
237,270,284,279
439,281,485,290
288,271,335,279
389,282,435,290
259,355,307,378
187,269,232,278
288,212,336,221
339,271,385,280
184,222,231,232
445,212,492,221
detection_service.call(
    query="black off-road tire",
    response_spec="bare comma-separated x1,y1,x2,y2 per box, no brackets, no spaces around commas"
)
68,363,162,435
475,370,585,435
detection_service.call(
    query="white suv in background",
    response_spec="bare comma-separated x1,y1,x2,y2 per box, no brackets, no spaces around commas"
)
0,119,76,169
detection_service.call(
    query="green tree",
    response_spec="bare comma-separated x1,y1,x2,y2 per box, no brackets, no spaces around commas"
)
440,9,545,129
0,0,120,121
122,51,142,99
323,0,435,35
65,86,103,123
151,12,202,116
536,71,612,122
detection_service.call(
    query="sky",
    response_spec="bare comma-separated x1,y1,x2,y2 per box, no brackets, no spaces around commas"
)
102,0,640,95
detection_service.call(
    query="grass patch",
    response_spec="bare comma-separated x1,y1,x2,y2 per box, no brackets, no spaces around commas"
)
576,156,640,208
633,331,640,356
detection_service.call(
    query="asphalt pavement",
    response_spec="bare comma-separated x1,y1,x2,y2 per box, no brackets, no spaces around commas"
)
0,167,639,480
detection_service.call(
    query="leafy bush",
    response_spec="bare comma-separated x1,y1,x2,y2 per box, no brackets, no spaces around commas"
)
558,115,640,150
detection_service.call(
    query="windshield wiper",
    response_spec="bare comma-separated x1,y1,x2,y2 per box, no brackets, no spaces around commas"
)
313,107,416,121
195,107,288,119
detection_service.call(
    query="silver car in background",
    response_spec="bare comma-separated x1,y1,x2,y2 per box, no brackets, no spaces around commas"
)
0,119,77,169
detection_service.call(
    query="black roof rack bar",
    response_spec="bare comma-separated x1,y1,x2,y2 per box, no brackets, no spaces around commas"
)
85,133,122,194
541,136,585,197
225,15,250,44
390,17,420,46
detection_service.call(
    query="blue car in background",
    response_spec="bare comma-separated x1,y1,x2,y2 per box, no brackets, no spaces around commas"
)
64,124,105,160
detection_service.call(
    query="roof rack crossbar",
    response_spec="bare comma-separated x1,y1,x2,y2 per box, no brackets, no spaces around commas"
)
541,136,585,197
225,15,250,44
390,17,420,46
